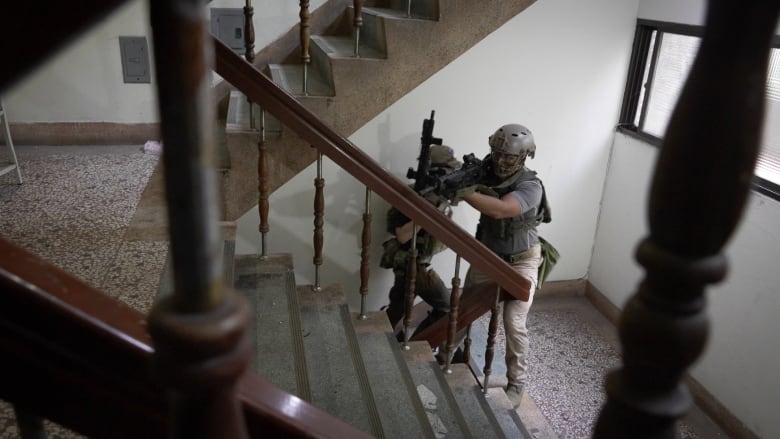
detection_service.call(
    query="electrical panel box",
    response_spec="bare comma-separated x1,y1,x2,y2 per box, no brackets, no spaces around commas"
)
210,8,245,54
119,36,151,84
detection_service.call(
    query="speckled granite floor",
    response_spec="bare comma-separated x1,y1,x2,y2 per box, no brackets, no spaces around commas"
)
0,145,727,439
469,294,727,439
0,144,167,439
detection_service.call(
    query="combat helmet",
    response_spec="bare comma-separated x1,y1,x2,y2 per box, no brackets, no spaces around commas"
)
488,124,535,178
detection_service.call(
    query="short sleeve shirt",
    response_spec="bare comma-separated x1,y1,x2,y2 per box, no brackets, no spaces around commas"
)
479,179,543,256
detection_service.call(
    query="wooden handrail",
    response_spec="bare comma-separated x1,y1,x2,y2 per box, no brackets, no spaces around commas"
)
212,37,532,301
0,237,164,438
0,237,372,439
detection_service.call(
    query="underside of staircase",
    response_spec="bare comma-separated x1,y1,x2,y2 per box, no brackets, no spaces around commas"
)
217,0,537,221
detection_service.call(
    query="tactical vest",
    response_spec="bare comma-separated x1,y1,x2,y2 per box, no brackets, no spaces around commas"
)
381,207,447,271
476,165,551,257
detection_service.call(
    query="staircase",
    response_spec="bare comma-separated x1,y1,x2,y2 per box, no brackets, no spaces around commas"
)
208,234,534,438
205,2,552,436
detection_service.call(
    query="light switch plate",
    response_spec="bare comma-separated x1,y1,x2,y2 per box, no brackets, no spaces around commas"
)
119,36,150,83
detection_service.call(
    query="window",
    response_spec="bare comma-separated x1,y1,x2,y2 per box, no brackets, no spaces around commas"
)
618,20,780,200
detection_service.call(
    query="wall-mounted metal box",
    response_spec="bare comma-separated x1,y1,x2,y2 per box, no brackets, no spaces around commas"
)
210,8,245,54
119,36,151,84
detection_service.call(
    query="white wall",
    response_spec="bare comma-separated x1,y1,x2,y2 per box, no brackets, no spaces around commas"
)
3,0,326,123
5,1,156,123
235,0,639,312
589,1,780,437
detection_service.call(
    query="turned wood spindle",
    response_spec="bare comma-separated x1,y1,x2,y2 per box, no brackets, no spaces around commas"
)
353,0,363,57
299,1,311,95
482,286,501,394
402,224,419,349
312,152,324,291
358,187,372,319
258,109,269,258
147,0,251,437
595,1,780,437
443,255,462,374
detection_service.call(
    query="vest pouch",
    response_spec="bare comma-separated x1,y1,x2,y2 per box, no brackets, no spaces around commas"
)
537,236,560,288
380,238,403,269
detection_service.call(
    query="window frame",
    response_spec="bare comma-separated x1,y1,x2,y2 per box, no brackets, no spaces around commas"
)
617,19,780,201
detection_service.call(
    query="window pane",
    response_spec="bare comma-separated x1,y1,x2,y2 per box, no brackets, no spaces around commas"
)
633,31,657,128
642,33,700,137
757,49,780,185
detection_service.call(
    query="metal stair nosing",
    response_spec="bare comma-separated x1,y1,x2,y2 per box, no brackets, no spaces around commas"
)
352,311,437,439
297,284,381,436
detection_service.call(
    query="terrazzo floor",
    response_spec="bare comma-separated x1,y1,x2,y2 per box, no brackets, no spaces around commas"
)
0,144,727,438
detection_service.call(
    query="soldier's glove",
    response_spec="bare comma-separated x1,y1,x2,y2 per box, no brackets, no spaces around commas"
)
449,184,497,205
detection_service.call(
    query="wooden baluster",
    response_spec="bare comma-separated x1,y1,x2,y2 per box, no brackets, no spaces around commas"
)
482,286,501,394
147,1,251,438
402,224,419,349
313,152,324,291
358,187,372,319
299,1,311,95
243,0,255,129
443,255,462,374
353,0,363,57
463,325,472,365
258,109,269,259
243,0,254,64
595,1,780,437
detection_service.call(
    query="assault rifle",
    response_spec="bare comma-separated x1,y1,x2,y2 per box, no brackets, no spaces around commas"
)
417,153,487,201
406,110,443,192
406,111,489,202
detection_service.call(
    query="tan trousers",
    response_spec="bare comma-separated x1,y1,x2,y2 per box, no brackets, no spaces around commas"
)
464,244,542,386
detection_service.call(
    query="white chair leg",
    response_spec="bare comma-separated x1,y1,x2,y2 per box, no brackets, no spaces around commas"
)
0,97,22,184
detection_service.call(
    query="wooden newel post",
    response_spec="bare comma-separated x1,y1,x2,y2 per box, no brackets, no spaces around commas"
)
595,1,780,437
147,0,252,437
149,294,252,438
